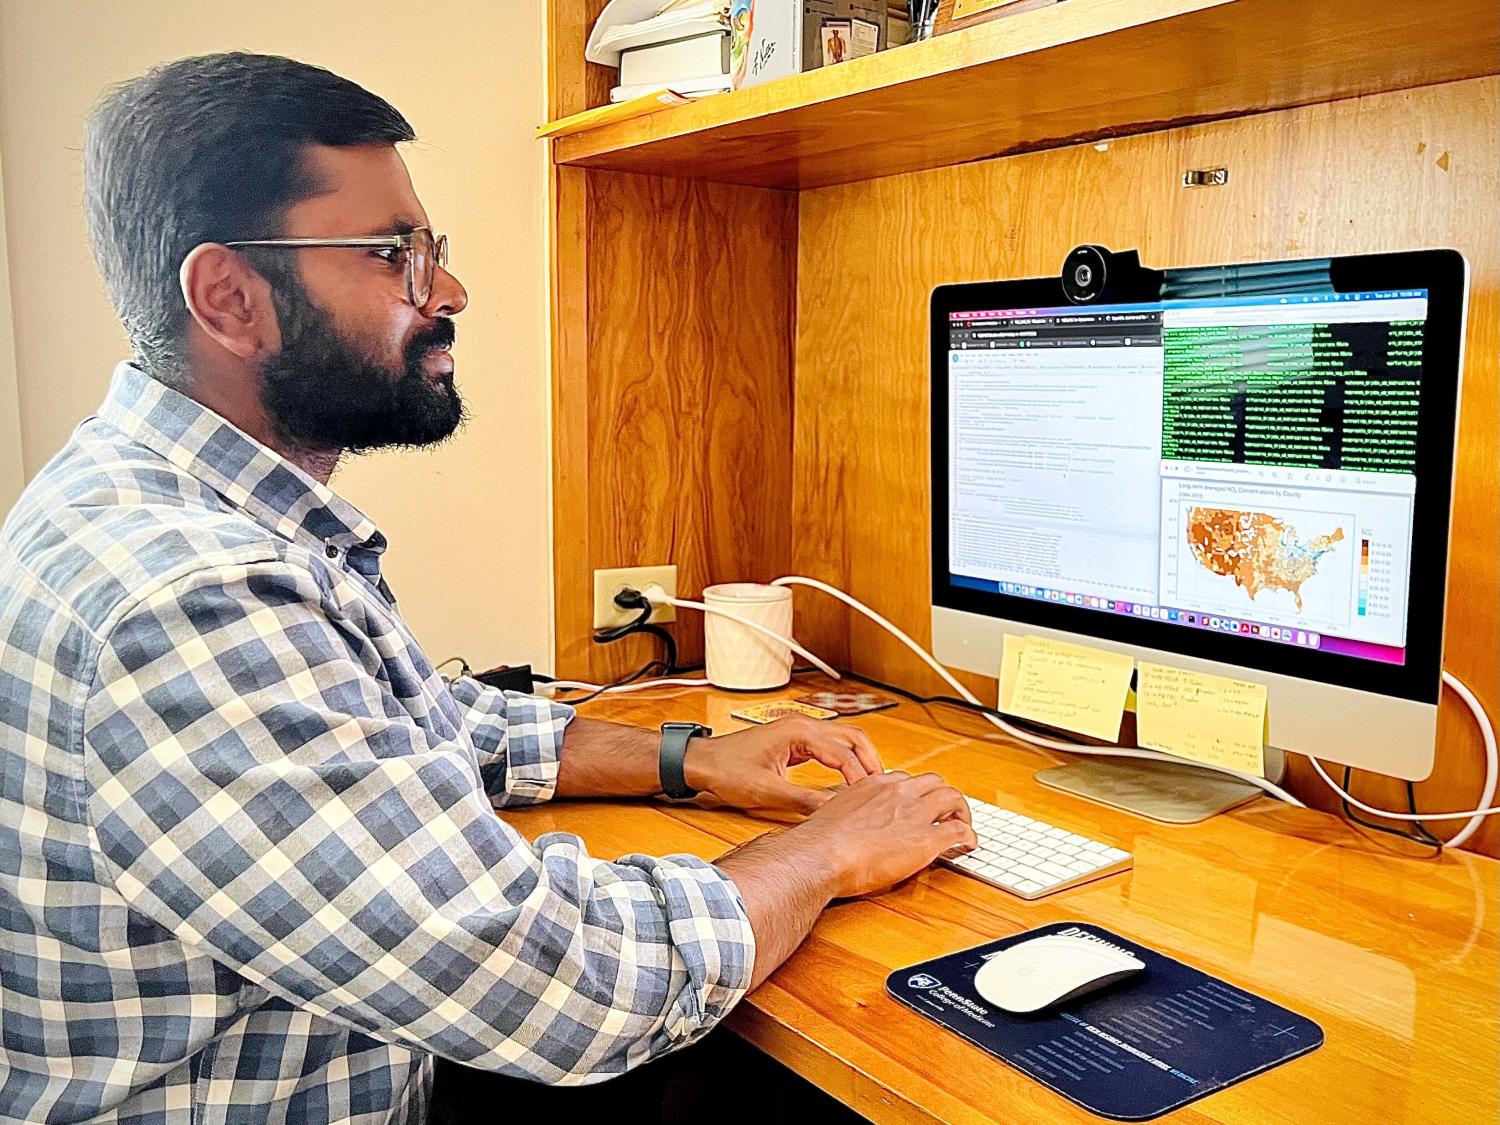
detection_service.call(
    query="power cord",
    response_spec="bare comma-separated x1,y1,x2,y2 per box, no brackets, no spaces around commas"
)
593,589,679,674
1338,767,1443,854
434,655,472,679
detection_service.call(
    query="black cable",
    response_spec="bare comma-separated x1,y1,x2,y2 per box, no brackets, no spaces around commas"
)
634,623,679,675
593,601,652,642
591,591,680,674
1405,782,1443,847
834,668,1055,735
561,659,669,705
1338,766,1442,853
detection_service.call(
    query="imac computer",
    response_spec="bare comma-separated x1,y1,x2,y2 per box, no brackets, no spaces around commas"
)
930,248,1468,815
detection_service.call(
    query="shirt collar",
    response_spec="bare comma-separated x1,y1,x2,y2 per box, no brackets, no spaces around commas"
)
95,362,385,558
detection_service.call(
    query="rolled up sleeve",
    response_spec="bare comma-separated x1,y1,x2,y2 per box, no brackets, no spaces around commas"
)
447,676,574,808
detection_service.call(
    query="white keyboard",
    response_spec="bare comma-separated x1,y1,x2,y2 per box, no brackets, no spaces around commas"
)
943,797,1132,900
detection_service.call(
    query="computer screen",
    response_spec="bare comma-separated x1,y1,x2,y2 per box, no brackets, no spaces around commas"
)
931,252,1465,707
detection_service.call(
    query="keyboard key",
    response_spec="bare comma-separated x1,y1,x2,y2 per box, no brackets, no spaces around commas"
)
1009,863,1052,884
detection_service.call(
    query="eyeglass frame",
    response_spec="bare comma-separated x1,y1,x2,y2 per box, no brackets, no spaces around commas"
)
222,227,449,308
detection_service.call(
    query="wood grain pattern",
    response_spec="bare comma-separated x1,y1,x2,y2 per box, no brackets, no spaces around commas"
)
549,0,608,688
548,0,1499,190
547,0,612,121
498,683,1500,1124
547,0,796,686
552,171,796,682
792,79,1500,853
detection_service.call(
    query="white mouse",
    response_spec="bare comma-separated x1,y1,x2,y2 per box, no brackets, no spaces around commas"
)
973,934,1145,1014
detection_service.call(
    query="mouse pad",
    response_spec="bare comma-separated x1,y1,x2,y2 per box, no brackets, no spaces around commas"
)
886,922,1323,1121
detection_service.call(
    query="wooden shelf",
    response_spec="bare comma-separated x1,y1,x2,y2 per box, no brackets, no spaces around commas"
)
547,0,1499,190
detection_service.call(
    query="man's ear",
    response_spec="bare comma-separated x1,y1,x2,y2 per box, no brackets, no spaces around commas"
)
179,244,282,359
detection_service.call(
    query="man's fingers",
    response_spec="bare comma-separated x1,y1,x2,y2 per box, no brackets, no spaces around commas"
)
844,727,883,777
803,732,873,785
936,816,979,852
917,783,972,826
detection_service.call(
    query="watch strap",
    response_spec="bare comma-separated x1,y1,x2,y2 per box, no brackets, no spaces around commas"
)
659,722,711,799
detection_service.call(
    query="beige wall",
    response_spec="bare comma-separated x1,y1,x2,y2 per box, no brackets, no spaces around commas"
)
0,0,555,672
0,142,22,512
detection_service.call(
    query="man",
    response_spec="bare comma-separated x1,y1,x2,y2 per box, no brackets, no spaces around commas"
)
0,53,975,1124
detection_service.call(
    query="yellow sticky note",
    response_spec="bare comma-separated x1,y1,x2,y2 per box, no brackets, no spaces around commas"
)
1136,662,1268,777
1007,638,1135,742
999,633,1032,712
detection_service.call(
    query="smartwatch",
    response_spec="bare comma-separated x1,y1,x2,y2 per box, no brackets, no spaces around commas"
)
659,721,712,799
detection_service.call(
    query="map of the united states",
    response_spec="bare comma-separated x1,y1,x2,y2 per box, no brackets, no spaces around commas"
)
1186,508,1345,611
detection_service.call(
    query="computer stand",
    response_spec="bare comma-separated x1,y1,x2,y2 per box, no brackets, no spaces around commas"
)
1034,744,1287,824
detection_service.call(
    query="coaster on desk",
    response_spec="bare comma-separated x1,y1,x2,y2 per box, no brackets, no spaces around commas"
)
730,700,839,724
795,690,899,716
887,922,1323,1121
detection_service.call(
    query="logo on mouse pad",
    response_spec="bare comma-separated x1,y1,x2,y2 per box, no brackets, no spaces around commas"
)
907,973,941,990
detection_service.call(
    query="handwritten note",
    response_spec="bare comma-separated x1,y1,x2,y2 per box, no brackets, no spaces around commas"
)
1005,637,1135,741
1135,662,1269,777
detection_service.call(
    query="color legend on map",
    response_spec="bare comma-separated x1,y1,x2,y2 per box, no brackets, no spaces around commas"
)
1358,537,1371,616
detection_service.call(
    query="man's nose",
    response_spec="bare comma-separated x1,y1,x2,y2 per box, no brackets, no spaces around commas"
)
423,265,467,318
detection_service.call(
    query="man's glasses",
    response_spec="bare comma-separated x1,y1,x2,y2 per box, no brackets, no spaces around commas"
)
224,227,449,308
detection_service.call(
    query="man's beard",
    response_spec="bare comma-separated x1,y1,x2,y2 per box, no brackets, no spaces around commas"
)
258,276,466,455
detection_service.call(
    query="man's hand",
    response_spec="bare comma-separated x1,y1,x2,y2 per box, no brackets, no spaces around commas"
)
792,771,976,898
716,770,976,987
682,716,882,815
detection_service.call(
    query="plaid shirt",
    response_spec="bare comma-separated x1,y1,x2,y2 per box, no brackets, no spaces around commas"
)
0,364,754,1124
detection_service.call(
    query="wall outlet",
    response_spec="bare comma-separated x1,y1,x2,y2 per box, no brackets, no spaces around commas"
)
593,565,678,629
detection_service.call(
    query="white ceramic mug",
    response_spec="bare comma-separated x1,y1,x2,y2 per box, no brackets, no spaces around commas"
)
703,582,794,690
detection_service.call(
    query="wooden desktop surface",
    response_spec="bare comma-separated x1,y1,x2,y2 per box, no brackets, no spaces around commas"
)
497,682,1499,1124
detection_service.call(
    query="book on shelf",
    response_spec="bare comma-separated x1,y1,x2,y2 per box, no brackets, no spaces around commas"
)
618,27,732,92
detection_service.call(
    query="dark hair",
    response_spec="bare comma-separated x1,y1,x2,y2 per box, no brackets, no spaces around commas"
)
83,52,414,387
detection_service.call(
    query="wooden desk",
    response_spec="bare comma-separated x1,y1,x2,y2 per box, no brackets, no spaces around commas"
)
498,683,1499,1124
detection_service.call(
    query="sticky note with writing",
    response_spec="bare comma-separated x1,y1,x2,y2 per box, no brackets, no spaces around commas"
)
1135,662,1268,777
1007,638,1135,741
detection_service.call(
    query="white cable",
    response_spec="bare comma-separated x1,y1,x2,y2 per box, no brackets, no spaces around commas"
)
547,676,710,696
643,588,842,681
1306,670,1498,827
1442,672,1498,846
771,575,1306,806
